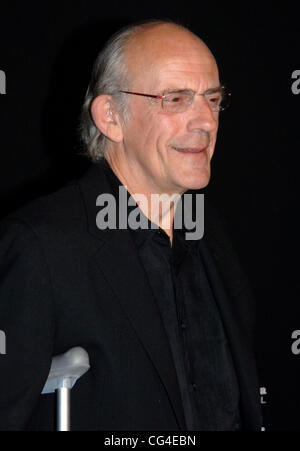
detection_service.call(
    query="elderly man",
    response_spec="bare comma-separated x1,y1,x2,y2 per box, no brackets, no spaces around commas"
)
0,20,263,431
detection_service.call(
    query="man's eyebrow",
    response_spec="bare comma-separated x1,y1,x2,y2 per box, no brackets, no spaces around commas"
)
204,85,222,93
162,85,222,94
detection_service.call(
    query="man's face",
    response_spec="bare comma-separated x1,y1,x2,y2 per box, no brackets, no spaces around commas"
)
115,27,220,195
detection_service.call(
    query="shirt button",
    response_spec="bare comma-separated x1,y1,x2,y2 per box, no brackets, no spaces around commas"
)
181,323,187,329
192,383,198,391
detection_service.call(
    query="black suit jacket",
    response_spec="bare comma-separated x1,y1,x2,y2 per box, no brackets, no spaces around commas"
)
0,162,263,431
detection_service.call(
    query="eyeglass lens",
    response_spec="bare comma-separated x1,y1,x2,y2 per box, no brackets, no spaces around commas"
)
162,87,230,113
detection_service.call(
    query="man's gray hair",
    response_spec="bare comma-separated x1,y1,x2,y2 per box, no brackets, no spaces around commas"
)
79,19,183,161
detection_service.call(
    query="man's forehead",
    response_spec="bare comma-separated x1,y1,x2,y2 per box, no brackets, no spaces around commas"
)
125,25,218,88
127,50,218,93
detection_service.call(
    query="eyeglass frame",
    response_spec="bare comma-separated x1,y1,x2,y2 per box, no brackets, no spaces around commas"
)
118,85,231,113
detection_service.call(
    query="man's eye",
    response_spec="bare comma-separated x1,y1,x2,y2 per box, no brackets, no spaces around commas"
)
166,94,184,103
207,95,221,104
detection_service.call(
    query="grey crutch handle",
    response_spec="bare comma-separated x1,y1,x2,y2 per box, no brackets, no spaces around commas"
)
41,347,90,431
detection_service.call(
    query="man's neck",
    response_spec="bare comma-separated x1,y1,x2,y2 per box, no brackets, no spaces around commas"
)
104,155,182,244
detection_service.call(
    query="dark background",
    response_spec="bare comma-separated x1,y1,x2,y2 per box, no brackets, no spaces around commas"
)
0,1,299,430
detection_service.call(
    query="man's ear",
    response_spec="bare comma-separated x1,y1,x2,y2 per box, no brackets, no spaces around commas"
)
90,95,124,143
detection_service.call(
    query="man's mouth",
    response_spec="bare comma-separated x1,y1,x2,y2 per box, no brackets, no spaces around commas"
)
172,146,207,153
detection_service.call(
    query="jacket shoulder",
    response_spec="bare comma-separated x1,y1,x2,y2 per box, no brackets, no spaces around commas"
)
3,181,82,228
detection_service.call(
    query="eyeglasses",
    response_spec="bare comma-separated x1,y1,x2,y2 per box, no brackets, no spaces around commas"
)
119,85,231,113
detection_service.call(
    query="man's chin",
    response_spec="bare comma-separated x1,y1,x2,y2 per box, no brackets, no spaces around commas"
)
187,181,210,192
179,170,211,192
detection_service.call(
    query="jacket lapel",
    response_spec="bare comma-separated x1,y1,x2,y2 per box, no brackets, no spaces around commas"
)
199,228,262,430
78,163,186,430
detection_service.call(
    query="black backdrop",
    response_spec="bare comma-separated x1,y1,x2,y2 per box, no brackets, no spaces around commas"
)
0,1,299,431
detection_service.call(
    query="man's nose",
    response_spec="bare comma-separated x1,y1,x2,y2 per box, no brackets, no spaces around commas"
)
186,96,218,134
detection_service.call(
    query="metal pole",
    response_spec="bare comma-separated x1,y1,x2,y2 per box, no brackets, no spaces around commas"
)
57,387,71,431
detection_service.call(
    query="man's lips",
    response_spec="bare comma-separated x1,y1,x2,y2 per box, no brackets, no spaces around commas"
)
172,146,207,153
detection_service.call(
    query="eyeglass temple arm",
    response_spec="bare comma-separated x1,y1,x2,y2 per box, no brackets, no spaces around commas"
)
120,90,163,100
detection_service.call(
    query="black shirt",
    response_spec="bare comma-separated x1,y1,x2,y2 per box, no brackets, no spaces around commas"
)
100,158,241,431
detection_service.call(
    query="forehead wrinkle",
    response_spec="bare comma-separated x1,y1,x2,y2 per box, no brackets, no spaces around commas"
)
127,57,219,94
155,61,219,92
